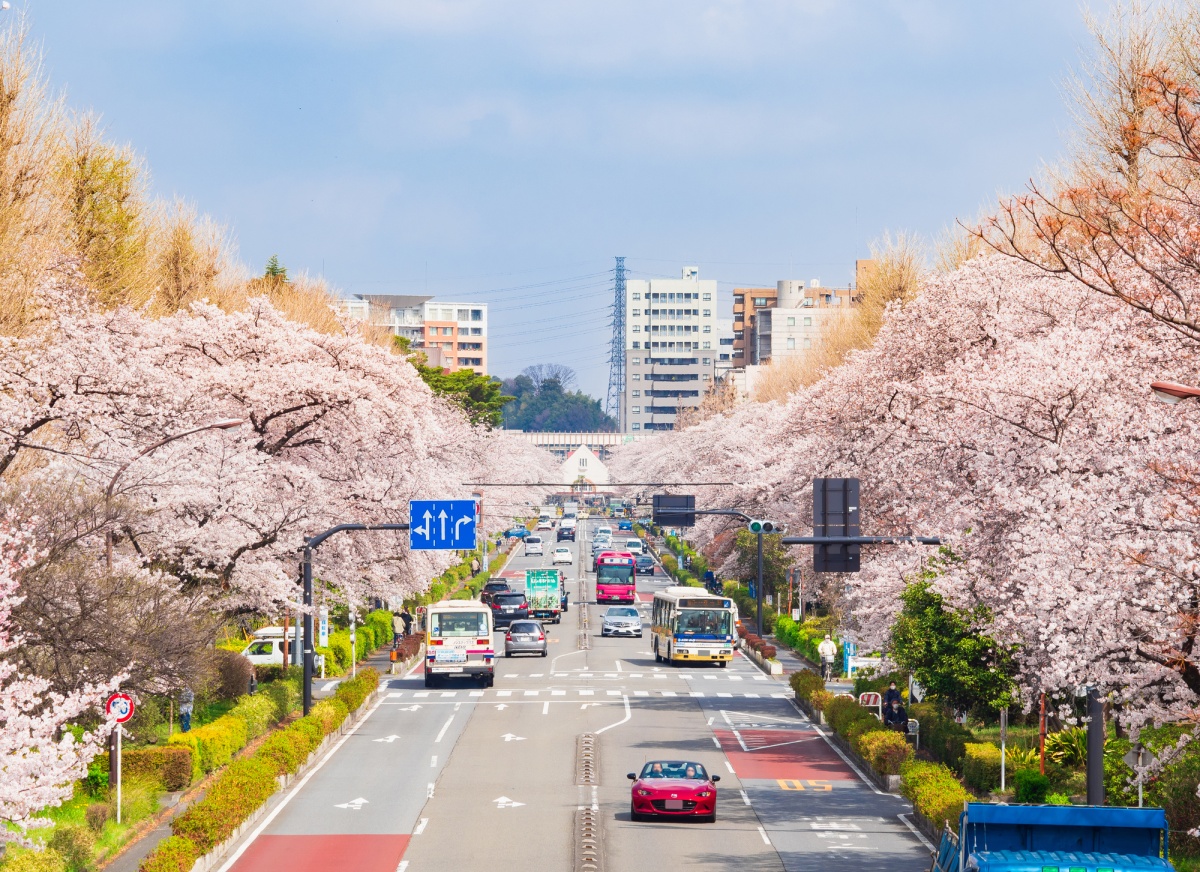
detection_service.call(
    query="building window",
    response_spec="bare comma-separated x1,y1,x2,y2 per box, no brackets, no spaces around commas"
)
632,374,640,380
632,309,641,316
703,292,712,301
787,317,795,326
703,309,711,317
702,341,711,349
632,423,641,431
702,325,711,333
471,309,483,321
702,357,711,365
455,309,468,321
786,338,796,350
632,325,640,332
632,390,641,398
734,294,744,305
633,342,640,349
632,293,641,301
804,317,812,326
702,374,711,381
632,406,641,413
803,338,812,349
754,298,768,307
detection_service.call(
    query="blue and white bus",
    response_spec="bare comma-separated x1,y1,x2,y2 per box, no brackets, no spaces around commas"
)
650,587,736,667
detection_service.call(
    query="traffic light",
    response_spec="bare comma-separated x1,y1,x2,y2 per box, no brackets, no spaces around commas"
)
748,519,779,534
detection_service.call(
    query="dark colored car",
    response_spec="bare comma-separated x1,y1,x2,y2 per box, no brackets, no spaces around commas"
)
481,579,511,604
489,592,530,627
504,528,531,539
557,527,576,542
628,760,720,823
635,554,655,575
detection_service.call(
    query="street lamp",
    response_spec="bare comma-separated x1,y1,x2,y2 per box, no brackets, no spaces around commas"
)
104,418,245,569
1150,380,1200,404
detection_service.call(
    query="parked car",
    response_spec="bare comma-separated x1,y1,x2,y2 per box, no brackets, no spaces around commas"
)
552,546,574,565
488,592,530,627
635,554,655,575
601,606,642,637
481,579,511,604
628,761,719,823
524,536,544,556
504,620,548,657
504,527,531,539
241,627,290,666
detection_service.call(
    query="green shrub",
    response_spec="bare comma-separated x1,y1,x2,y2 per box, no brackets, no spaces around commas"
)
334,668,379,713
1,848,67,872
137,836,198,872
1046,792,1071,805
309,698,349,734
91,747,192,792
810,689,833,713
789,670,824,702
127,696,164,746
825,696,879,738
167,713,248,776
773,614,838,669
260,677,301,720
171,757,277,853
254,664,302,684
858,730,914,775
364,610,393,652
1043,727,1088,767
962,742,1002,792
909,703,974,769
48,824,94,872
900,759,973,832
228,693,277,739
1012,768,1050,803
211,648,255,700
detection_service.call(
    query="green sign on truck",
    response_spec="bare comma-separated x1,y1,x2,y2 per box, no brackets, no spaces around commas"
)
525,569,563,624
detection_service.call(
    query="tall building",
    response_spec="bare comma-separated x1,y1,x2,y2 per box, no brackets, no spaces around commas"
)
621,267,719,433
341,295,489,374
731,286,777,367
756,280,850,363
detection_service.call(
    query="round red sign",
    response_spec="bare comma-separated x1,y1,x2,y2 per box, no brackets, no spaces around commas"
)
106,692,135,724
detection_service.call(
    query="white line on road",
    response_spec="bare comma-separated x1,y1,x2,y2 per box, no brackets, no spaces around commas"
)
551,647,587,671
413,817,428,835
435,716,454,743
786,699,886,796
757,826,771,845
397,862,409,872
595,694,632,734
707,716,714,726
427,782,435,798
430,755,437,767
712,736,720,748
725,760,736,774
898,813,935,851
740,790,750,806
542,701,549,715
213,694,386,872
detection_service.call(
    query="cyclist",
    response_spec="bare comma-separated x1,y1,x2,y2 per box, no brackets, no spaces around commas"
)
817,634,838,682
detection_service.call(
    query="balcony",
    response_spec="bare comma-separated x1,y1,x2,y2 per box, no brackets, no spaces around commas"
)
648,390,699,398
643,357,698,366
645,405,678,415
644,373,698,382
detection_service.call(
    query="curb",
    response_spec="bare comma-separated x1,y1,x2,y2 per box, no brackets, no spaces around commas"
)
737,640,783,676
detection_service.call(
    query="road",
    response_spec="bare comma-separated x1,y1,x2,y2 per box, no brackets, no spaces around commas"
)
217,518,931,872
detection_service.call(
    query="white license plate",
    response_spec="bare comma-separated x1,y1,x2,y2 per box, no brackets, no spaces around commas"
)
435,650,467,663
503,606,515,612
665,800,683,810
433,666,464,673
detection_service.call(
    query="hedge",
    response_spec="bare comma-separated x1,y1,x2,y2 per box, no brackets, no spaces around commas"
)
167,713,248,778
857,730,914,775
92,746,193,792
1,848,67,872
908,703,974,770
228,693,278,740
825,696,879,736
900,759,973,833
961,742,1002,793
774,614,842,674
169,757,277,853
334,668,380,713
136,836,197,872
789,669,824,702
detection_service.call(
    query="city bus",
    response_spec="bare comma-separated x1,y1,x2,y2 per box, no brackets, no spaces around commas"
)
425,599,495,688
595,551,637,604
650,587,736,667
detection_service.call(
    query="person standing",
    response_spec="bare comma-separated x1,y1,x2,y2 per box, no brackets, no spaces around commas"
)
400,607,413,637
392,611,405,646
179,687,194,733
817,634,838,682
470,556,481,575
883,680,902,709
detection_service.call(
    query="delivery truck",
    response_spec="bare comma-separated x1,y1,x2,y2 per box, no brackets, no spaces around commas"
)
525,569,563,624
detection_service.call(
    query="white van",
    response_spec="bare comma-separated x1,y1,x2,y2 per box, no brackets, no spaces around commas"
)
240,626,290,666
624,538,644,555
596,526,613,539
425,600,495,688
525,536,544,556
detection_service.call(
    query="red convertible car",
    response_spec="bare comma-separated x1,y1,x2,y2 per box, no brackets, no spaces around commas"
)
627,760,720,822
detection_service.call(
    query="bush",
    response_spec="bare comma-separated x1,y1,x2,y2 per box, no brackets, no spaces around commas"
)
228,693,278,739
260,677,301,721
48,825,94,872
1043,726,1088,767
85,802,109,832
825,696,879,737
858,729,914,775
760,645,777,659
773,614,839,670
127,696,164,746
210,648,255,701
137,836,198,872
255,664,302,684
91,747,193,792
167,713,248,776
334,668,379,713
900,759,974,833
171,757,277,853
962,742,1002,793
789,669,824,702
309,698,349,734
1,848,67,872
909,703,974,769
1046,792,1071,805
810,689,833,713
1012,768,1050,803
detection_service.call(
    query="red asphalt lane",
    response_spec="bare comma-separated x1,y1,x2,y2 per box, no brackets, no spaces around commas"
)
715,728,858,781
229,835,410,872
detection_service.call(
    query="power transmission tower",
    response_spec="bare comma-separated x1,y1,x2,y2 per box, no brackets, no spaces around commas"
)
605,256,627,430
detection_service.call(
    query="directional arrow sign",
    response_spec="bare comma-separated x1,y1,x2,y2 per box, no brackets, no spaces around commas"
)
399,705,422,712
410,500,477,551
335,797,369,810
493,796,525,809
374,735,401,743
501,733,526,742
494,704,508,711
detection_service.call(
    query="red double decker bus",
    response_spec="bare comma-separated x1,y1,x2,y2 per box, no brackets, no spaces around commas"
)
595,551,636,604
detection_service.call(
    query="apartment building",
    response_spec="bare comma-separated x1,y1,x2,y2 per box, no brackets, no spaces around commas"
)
731,286,777,367
342,295,489,374
621,267,719,433
756,279,850,362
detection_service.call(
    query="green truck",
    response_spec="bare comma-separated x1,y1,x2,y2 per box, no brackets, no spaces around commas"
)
526,569,563,624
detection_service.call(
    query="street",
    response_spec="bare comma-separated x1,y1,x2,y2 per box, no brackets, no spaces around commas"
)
216,520,931,872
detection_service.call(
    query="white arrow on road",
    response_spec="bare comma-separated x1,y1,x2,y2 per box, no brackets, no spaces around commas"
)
399,705,422,712
580,703,603,709
493,796,525,809
373,735,401,743
494,704,508,710
501,733,525,742
413,511,432,540
438,509,448,540
335,797,369,810
454,516,471,537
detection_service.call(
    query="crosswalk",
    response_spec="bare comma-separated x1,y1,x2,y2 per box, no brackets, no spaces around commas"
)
495,671,770,681
382,686,791,700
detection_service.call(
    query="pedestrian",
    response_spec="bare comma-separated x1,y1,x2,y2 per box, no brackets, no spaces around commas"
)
392,611,404,646
179,687,194,733
817,634,838,682
400,607,413,637
885,700,908,731
883,680,902,709
471,556,480,574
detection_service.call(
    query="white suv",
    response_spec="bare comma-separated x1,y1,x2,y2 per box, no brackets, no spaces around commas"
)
552,546,574,565
524,536,544,556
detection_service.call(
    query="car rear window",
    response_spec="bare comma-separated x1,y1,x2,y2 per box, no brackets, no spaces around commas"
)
526,537,541,544
509,621,540,632
494,593,526,605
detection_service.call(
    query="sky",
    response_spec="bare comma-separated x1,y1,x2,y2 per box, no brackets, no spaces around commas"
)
18,1,1100,399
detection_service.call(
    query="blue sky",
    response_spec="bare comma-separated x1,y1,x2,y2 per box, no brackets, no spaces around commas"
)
22,1,1096,399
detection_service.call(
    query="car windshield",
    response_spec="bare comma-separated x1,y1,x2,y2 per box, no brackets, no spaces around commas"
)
597,565,633,584
675,609,732,636
607,607,638,618
640,761,708,780
430,612,489,637
494,593,526,605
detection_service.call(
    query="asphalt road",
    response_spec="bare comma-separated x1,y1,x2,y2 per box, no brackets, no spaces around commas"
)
216,518,932,872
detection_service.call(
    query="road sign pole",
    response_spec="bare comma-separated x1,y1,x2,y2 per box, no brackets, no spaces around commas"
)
115,725,121,824
756,531,764,637
302,545,313,716
1000,709,1008,793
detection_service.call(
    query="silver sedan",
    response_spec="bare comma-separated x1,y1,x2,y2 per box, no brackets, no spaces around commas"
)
504,620,548,657
601,606,643,637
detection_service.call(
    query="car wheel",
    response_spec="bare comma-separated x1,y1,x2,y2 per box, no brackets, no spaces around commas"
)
638,632,643,638
718,660,727,668
701,811,716,823
541,649,548,657
630,802,643,823
505,650,511,658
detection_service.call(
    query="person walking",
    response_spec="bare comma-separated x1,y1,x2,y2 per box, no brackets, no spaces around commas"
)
883,680,902,709
400,607,413,637
179,687,194,733
885,699,909,732
470,556,481,575
392,611,405,646
817,634,838,682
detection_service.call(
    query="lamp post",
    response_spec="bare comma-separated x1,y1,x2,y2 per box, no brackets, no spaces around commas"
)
104,419,244,570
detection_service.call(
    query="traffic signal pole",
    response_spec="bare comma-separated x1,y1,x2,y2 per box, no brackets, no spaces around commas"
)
756,530,764,638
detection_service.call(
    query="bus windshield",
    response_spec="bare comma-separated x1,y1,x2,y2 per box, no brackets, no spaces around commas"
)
430,611,489,637
597,565,634,585
675,608,732,636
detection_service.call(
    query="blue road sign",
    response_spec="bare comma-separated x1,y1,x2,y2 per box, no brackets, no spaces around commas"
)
409,500,477,551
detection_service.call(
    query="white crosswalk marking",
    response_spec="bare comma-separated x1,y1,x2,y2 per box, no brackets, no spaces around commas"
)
381,686,792,701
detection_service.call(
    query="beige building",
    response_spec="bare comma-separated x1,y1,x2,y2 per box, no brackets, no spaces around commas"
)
341,295,489,374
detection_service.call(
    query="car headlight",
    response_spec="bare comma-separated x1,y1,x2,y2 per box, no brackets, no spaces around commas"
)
636,789,652,796
696,790,712,797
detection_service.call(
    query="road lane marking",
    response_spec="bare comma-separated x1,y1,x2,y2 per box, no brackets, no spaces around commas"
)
542,701,550,714
740,789,750,805
551,647,587,671
398,862,409,872
497,690,513,697
595,694,632,734
469,690,484,696
634,690,649,697
786,698,886,796
757,826,771,845
413,817,428,835
431,755,437,767
552,690,566,696
712,736,721,748
898,813,936,851
435,716,454,743
725,760,736,774
707,716,714,726
427,782,435,798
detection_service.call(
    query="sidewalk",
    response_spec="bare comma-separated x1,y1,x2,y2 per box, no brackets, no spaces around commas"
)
101,646,398,872
765,632,854,694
